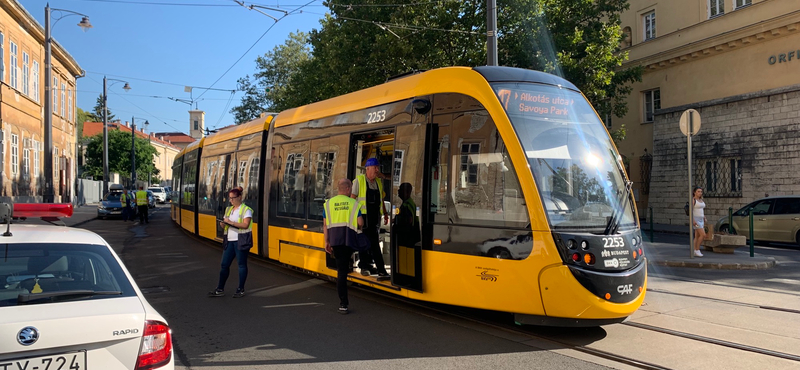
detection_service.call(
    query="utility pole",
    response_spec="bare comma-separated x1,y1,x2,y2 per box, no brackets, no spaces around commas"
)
131,118,136,188
103,76,109,195
487,0,498,66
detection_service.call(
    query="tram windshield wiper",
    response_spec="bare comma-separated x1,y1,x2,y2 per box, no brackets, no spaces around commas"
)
603,180,633,235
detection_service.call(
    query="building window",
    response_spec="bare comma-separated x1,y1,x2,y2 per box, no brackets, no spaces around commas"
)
33,140,39,176
22,52,29,96
460,143,480,187
10,41,17,89
643,89,661,123
68,89,73,122
194,120,198,130
11,134,18,175
604,112,613,129
643,11,656,41
695,157,742,197
32,61,39,102
709,0,724,17
735,0,751,8
0,32,4,83
23,149,29,176
53,77,58,113
61,83,66,117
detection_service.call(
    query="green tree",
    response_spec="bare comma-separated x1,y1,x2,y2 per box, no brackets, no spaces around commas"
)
83,129,159,182
88,94,114,122
230,31,312,124
265,0,640,130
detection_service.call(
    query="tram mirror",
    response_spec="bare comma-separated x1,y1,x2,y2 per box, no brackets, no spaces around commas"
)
412,99,431,115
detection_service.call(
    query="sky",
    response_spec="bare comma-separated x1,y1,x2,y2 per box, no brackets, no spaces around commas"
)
25,0,328,135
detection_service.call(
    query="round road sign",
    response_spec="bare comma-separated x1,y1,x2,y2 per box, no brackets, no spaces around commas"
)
679,109,701,136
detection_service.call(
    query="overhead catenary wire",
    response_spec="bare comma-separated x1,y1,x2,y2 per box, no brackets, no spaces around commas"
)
302,10,482,35
193,0,317,102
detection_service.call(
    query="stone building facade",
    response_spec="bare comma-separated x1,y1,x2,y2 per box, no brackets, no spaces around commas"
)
614,0,800,222
650,86,800,225
0,0,82,203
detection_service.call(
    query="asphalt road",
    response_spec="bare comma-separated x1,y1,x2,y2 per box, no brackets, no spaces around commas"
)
647,232,800,292
80,205,619,370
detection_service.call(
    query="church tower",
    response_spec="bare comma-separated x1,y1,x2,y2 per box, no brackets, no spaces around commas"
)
189,110,205,139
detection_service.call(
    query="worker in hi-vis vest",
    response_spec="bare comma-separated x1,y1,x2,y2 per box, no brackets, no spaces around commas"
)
351,157,390,280
324,178,363,314
135,186,149,224
120,189,132,222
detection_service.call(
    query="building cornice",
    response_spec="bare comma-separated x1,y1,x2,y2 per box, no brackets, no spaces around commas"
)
622,3,800,73
1,0,83,77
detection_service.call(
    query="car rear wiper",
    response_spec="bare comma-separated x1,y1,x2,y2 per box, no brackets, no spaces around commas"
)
18,290,122,304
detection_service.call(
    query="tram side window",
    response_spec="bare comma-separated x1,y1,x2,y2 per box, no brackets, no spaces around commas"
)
277,142,309,218
237,149,260,223
181,160,197,207
430,123,450,223
308,135,349,220
450,110,528,228
172,162,181,202
197,156,218,214
394,123,426,219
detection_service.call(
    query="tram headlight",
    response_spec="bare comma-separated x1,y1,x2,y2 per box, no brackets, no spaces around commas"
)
632,236,639,246
567,239,577,250
580,240,589,250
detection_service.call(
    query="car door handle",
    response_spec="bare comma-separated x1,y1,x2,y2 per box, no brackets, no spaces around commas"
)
793,217,800,221
758,218,767,221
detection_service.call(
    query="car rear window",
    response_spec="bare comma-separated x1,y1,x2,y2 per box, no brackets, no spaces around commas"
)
148,187,164,192
0,243,137,307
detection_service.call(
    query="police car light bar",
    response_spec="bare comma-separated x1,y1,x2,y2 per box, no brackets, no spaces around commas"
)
13,203,74,218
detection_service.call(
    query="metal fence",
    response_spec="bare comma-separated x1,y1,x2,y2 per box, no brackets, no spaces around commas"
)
76,179,103,205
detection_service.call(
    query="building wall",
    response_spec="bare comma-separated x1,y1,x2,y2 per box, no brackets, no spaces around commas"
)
0,0,81,203
614,0,798,215
649,86,800,226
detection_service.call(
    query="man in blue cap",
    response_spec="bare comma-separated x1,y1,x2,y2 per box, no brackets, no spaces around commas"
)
351,157,390,280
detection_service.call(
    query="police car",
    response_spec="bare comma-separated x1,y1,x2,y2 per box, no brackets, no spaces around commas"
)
0,203,173,369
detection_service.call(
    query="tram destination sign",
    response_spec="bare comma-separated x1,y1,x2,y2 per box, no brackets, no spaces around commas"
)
497,88,576,119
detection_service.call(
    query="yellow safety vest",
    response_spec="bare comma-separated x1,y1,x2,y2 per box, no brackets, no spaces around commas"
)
355,174,385,215
224,204,253,235
136,190,148,206
120,194,128,205
324,195,359,248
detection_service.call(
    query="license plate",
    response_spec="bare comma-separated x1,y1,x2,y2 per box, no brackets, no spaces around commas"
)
3,351,86,370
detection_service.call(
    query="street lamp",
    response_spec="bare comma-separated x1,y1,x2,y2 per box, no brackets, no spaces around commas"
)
44,4,92,203
131,117,148,188
102,77,130,195
144,120,151,187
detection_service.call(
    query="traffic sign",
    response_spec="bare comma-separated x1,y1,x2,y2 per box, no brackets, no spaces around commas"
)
679,109,701,136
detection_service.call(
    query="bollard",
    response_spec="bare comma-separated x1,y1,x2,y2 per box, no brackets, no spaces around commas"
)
649,206,654,242
728,207,733,234
749,208,754,257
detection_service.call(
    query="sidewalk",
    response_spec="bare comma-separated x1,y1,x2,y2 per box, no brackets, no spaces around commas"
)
643,236,776,270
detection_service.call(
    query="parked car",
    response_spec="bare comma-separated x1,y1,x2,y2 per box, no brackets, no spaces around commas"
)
98,191,130,219
146,190,156,209
148,187,168,204
715,195,800,245
0,203,174,369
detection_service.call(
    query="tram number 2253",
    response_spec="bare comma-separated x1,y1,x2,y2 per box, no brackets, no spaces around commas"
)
602,236,625,248
367,110,387,124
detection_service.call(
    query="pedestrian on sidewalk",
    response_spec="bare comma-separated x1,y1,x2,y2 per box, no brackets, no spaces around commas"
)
324,179,363,314
135,186,149,224
120,189,132,222
692,186,706,257
209,186,253,298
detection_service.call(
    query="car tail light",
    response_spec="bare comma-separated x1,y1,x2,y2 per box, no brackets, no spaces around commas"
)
135,320,172,370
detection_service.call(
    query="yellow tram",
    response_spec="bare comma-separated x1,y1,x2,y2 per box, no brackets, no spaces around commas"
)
171,66,647,326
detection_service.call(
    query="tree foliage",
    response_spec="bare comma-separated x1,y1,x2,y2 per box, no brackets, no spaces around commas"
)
83,129,159,182
235,0,641,133
230,32,312,124
86,94,114,122
76,107,92,140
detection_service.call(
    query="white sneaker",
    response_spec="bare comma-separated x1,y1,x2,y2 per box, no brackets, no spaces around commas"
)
694,250,704,257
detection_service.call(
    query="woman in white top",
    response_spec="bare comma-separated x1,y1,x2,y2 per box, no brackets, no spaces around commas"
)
692,187,706,257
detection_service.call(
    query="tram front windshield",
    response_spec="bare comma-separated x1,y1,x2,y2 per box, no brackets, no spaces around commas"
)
493,82,636,232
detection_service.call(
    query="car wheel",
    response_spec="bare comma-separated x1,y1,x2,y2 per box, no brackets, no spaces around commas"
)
488,247,512,260
720,224,736,234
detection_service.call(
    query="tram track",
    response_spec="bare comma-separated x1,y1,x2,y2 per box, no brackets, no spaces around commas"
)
649,273,800,298
185,227,797,369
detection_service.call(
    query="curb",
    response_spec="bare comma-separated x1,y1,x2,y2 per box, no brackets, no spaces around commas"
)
68,216,98,228
648,259,776,270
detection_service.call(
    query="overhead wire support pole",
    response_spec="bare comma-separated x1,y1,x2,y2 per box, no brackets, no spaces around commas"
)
487,0,498,66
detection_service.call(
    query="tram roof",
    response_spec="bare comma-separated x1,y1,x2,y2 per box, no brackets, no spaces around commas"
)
203,115,274,146
184,137,205,153
274,66,577,127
